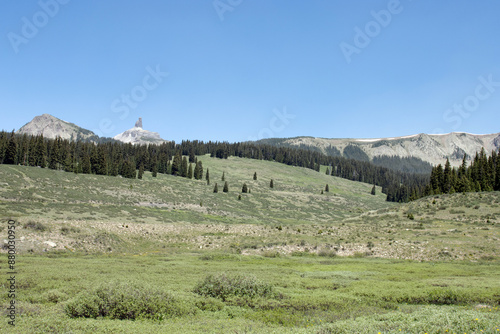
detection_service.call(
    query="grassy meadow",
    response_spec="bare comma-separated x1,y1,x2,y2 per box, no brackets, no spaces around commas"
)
0,156,499,333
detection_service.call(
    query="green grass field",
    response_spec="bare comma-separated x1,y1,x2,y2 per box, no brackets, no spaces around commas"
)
0,157,499,333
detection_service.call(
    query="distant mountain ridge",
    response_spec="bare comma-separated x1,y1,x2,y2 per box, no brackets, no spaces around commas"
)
16,114,166,145
14,114,499,169
17,114,100,142
257,132,500,168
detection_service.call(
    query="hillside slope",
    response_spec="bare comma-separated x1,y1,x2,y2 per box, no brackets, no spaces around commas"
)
1,157,498,261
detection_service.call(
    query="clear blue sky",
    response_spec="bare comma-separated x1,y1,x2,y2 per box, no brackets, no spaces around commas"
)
1,0,499,142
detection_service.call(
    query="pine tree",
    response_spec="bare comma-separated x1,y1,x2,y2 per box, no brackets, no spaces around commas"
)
63,151,73,172
242,183,248,193
166,160,171,175
4,132,17,165
35,135,47,168
194,161,203,180
95,145,108,175
121,159,136,179
223,181,229,193
213,183,218,193
151,155,158,177
48,138,60,170
138,163,144,179
81,150,91,174
253,172,257,180
325,167,330,175
221,171,225,181
270,179,274,188
181,157,188,177
193,161,200,180
171,152,182,176
443,159,452,193
371,184,376,195
325,184,329,192
187,163,193,179
27,137,37,167
430,164,444,193
206,168,210,181
189,148,196,163
90,145,99,174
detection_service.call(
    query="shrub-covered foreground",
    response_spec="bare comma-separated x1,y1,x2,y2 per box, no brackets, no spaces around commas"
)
64,281,194,320
317,305,500,334
1,253,498,333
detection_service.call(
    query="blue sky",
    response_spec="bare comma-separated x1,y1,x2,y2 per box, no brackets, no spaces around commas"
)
1,0,499,142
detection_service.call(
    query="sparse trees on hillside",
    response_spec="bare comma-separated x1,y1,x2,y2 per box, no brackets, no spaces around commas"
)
8,131,496,203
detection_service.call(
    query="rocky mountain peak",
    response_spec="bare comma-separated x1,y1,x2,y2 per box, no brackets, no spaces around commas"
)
113,118,165,145
17,114,98,142
135,118,143,129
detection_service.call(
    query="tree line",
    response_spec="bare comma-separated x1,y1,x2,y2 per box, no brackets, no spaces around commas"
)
428,148,500,195
0,130,434,201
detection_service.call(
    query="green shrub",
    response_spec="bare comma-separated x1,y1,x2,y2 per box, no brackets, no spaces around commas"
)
262,250,280,258
23,221,48,232
318,249,337,257
193,273,273,301
195,297,225,311
60,226,81,235
43,289,68,303
64,281,193,320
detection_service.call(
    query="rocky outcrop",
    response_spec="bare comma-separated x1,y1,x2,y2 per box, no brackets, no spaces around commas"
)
113,118,166,145
135,118,143,129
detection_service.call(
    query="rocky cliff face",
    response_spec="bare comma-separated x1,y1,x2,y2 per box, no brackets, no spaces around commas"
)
113,118,165,145
17,114,99,141
275,132,500,167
